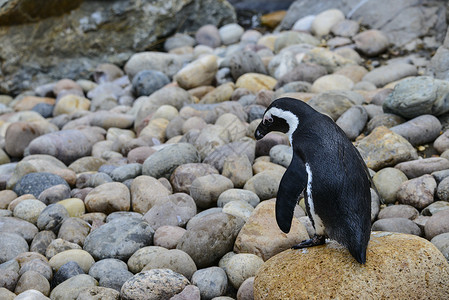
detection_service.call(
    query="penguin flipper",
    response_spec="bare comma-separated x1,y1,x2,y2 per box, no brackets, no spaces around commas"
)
276,154,307,233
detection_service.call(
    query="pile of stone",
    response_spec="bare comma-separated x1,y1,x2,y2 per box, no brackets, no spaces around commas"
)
0,3,449,300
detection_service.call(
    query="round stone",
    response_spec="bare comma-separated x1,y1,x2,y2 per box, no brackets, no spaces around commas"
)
190,174,234,209
132,70,170,97
13,199,47,225
120,269,190,300
226,253,264,289
191,267,228,299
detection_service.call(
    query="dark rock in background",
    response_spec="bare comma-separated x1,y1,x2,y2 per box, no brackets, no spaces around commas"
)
0,0,236,95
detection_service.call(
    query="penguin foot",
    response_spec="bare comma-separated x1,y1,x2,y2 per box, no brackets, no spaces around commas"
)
292,234,326,249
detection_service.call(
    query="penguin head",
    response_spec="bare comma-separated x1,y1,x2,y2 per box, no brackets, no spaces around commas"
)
255,97,304,141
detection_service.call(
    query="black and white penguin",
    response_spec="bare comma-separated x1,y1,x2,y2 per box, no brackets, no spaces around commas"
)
255,97,371,264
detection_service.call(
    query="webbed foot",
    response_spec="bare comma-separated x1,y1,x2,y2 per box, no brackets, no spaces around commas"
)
292,234,326,249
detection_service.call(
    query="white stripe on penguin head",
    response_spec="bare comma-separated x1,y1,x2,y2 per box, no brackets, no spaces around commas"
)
265,107,299,144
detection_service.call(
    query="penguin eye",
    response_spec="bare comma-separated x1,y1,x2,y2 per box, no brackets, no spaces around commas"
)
263,116,273,125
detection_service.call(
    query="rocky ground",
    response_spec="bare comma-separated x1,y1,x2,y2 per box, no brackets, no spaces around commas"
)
0,2,449,300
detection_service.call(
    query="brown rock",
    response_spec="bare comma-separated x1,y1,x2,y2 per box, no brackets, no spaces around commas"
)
5,121,58,157
234,199,309,261
13,96,55,111
84,182,130,214
130,175,171,214
355,126,418,171
254,232,449,299
260,11,286,29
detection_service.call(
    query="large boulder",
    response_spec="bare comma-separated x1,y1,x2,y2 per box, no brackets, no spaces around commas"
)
254,232,449,299
0,0,236,94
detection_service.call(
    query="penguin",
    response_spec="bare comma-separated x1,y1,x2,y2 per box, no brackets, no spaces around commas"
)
255,97,371,264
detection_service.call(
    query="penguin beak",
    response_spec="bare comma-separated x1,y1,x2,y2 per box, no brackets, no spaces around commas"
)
255,123,267,140
255,129,265,140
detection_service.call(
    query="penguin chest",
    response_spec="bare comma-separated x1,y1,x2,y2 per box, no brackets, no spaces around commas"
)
305,162,325,235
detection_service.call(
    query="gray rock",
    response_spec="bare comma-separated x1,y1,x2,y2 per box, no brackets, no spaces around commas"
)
50,274,97,300
51,261,85,288
0,233,28,263
390,115,441,146
366,113,406,134
371,188,380,222
186,208,223,230
57,217,91,246
434,130,449,153
395,158,449,178
77,286,120,300
143,143,200,179
307,91,358,120
141,249,197,280
177,212,245,268
372,167,408,204
190,174,234,209
14,270,50,296
331,19,359,37
363,63,417,88
132,70,170,97
110,163,142,182
383,76,449,118
19,258,52,281
424,209,449,240
255,132,289,157
276,63,327,87
378,205,419,220
428,29,449,80
125,52,186,81
38,184,72,205
229,50,266,81
83,218,154,261
396,175,437,210
89,258,128,281
120,269,190,300
0,259,20,292
219,23,244,45
30,231,56,256
13,172,69,198
432,169,449,184
37,203,70,233
27,129,104,165
191,267,228,300
336,105,368,140
196,24,221,48
269,144,292,168
217,189,260,208
170,163,219,194
143,193,197,229
437,177,449,201
76,172,113,188
170,285,201,300
100,268,134,291
243,171,284,201
371,218,421,236
237,276,255,300
353,29,389,56
431,232,449,262
0,216,38,243
203,140,255,172
32,103,54,118
45,238,82,259
164,33,196,52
